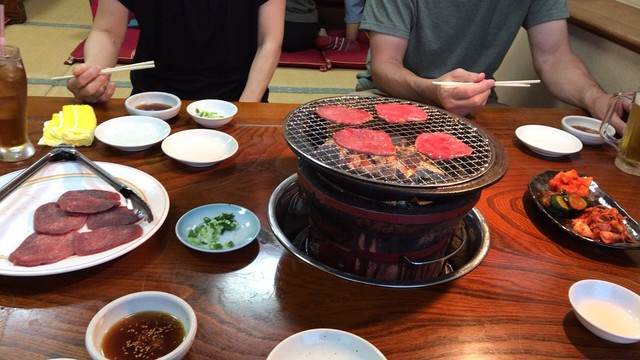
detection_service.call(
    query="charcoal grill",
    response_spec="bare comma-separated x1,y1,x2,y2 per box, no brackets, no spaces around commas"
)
270,96,508,286
284,95,508,199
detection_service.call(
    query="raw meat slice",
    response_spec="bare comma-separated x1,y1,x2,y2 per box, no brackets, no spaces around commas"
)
333,128,396,156
72,224,143,256
57,189,121,214
33,202,87,235
9,232,75,267
87,206,141,230
316,105,373,125
375,103,428,123
415,132,473,160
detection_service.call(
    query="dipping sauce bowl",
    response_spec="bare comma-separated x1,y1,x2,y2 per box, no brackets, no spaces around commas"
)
569,279,640,344
125,92,181,120
86,291,197,359
561,115,615,145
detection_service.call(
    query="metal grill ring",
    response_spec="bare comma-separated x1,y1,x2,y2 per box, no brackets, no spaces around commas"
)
284,96,498,189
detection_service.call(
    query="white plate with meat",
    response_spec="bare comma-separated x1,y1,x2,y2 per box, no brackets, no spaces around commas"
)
0,162,170,276
527,170,640,249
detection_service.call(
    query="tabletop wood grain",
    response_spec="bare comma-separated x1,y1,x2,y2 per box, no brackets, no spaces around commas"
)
0,97,638,359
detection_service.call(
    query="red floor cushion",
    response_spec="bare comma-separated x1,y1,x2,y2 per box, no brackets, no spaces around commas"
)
278,48,328,69
278,30,368,71
322,29,369,70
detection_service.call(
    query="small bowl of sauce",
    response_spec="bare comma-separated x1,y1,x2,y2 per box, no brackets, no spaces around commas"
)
125,92,182,120
136,102,173,111
569,279,640,344
561,115,615,145
86,291,197,360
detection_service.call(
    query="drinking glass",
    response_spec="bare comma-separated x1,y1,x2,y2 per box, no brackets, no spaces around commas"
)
0,45,35,162
600,90,640,176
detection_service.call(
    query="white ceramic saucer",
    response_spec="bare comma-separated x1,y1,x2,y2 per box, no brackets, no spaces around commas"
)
515,124,583,157
161,129,238,167
95,115,171,151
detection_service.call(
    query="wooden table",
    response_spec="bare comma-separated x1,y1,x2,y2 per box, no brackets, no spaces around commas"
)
1,97,639,359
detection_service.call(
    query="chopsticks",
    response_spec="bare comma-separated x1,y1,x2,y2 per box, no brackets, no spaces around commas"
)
433,80,541,88
51,61,155,81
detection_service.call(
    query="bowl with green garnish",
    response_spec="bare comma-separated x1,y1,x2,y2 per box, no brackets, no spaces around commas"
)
175,203,260,253
187,99,238,128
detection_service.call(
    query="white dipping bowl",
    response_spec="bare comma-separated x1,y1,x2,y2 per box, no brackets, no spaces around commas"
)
268,328,386,360
569,279,640,344
561,115,615,145
515,124,583,157
125,91,182,120
95,115,171,151
85,291,197,360
187,99,238,128
161,129,238,167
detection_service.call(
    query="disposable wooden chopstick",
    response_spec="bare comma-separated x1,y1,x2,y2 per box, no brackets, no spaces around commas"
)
51,61,155,81
433,80,541,87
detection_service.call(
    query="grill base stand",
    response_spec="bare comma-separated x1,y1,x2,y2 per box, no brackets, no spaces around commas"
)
268,174,491,288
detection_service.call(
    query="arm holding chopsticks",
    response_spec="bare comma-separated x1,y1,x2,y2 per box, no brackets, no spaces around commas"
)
63,0,282,103
355,1,517,116
356,1,619,122
66,0,129,103
363,30,496,116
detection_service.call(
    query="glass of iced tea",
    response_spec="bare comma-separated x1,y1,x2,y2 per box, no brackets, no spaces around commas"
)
0,45,34,162
600,90,640,176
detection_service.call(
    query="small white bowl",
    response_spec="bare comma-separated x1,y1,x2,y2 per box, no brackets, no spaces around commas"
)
515,124,583,157
268,328,386,360
187,99,238,128
125,91,182,120
161,129,238,167
569,279,640,344
561,115,615,145
95,115,171,151
85,291,197,360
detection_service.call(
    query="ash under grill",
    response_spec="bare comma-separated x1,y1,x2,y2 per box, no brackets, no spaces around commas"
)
284,96,496,188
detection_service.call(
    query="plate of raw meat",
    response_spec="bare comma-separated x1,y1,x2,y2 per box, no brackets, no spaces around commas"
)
0,162,170,276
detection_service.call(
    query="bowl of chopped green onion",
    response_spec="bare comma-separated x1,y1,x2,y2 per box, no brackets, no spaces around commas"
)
175,203,260,253
186,99,238,128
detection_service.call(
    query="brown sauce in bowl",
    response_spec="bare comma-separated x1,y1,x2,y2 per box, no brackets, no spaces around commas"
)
571,125,599,134
136,103,172,111
102,310,186,360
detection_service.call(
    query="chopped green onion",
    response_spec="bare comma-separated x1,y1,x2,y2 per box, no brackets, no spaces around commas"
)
195,108,224,119
187,212,239,250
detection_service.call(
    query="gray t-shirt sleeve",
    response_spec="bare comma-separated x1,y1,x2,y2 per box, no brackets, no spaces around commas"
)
360,0,414,39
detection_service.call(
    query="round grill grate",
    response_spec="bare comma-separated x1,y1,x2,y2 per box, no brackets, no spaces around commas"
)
284,96,497,188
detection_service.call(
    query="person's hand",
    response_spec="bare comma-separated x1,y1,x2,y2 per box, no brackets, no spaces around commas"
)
608,95,630,135
590,92,628,135
66,64,116,103
433,69,495,116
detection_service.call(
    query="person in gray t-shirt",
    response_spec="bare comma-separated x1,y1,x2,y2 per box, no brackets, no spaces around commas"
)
356,0,623,131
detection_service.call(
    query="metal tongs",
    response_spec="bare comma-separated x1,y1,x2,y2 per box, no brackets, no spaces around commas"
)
0,145,153,222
